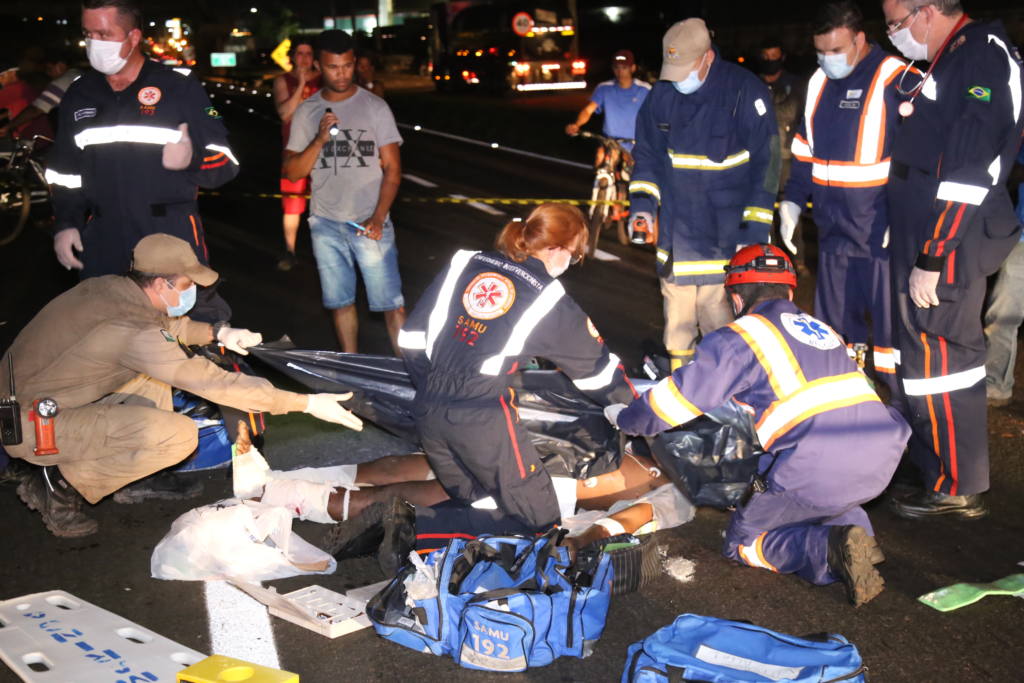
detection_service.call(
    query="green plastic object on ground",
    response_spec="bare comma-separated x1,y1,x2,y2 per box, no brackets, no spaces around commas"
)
918,573,1024,611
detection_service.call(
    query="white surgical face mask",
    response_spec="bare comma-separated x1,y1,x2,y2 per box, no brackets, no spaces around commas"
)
545,249,573,278
86,37,128,75
888,13,929,62
673,54,708,95
160,283,197,317
818,51,854,80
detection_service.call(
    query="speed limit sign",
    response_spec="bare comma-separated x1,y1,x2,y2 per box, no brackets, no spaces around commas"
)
511,11,534,36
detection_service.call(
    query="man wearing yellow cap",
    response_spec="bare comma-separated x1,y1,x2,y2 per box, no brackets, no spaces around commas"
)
629,19,781,371
1,234,363,538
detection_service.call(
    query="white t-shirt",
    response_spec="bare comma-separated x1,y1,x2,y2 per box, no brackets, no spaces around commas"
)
286,88,402,223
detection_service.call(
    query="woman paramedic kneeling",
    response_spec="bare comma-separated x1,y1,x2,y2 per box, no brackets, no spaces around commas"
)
313,204,646,574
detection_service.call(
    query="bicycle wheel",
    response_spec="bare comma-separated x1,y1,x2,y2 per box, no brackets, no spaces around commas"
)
614,181,630,245
0,170,30,247
588,178,613,256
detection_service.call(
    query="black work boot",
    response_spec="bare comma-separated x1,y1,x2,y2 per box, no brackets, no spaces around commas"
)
889,490,987,520
377,498,417,578
17,466,99,538
112,470,203,504
320,497,416,577
827,525,885,607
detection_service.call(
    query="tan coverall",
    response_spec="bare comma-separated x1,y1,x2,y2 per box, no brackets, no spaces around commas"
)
1,275,307,503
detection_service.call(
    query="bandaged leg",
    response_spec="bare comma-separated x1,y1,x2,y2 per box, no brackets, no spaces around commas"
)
259,479,337,524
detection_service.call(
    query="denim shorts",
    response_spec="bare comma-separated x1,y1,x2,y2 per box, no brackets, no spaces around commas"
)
308,214,405,311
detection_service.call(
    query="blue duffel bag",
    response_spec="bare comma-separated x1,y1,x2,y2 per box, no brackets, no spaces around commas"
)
623,614,867,682
367,528,614,672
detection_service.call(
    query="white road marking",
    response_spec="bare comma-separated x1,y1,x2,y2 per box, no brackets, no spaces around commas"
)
204,580,281,668
592,248,620,262
399,123,591,170
402,173,439,188
449,193,506,216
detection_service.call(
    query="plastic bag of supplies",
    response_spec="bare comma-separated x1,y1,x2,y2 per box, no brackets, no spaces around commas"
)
150,499,336,582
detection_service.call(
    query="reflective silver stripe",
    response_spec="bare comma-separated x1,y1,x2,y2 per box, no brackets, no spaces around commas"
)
173,67,193,76
426,250,478,359
791,136,812,159
205,143,239,166
902,365,985,396
44,168,82,189
480,281,565,375
397,329,426,350
74,124,182,149
811,159,891,185
802,69,828,152
988,156,1002,186
988,34,1021,122
573,354,621,391
936,181,988,206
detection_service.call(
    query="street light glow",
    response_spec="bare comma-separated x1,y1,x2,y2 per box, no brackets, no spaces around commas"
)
250,7,258,13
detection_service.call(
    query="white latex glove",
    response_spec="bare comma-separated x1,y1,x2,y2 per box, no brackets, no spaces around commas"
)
604,403,628,429
305,393,363,431
216,327,263,355
162,123,193,171
909,267,941,308
882,227,890,249
629,211,655,244
54,228,84,270
779,200,802,255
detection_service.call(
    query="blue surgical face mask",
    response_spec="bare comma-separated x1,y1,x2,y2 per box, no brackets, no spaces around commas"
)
161,282,197,317
673,54,708,95
817,51,855,80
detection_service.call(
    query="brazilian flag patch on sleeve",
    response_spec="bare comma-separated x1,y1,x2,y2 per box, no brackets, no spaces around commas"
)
966,86,992,102
204,106,222,119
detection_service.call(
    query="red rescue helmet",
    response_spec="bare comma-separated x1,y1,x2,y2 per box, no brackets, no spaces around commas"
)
724,243,797,288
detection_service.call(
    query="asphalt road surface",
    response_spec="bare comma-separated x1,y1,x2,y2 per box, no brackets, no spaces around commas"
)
1,85,1023,682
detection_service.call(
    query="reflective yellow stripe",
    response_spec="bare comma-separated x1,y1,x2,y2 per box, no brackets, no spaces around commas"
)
668,149,750,170
648,375,702,427
628,180,661,201
656,248,669,264
672,260,730,277
755,372,879,449
729,315,805,398
742,206,774,224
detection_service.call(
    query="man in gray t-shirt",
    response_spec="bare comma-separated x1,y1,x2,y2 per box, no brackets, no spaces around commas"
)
284,29,405,354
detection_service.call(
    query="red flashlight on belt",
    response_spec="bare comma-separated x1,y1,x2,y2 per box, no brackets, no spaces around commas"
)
29,398,59,456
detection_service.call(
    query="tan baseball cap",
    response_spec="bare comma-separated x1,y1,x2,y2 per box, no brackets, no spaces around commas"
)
132,234,219,286
660,18,712,81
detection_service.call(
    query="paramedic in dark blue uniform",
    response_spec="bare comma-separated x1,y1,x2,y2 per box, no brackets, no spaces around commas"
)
397,203,637,547
609,245,911,606
45,0,239,320
782,1,918,393
628,18,780,372
880,0,1024,519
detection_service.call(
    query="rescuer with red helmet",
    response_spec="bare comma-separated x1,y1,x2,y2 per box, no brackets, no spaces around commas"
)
607,244,911,606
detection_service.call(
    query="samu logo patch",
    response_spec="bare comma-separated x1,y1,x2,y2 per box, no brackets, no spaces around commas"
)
780,313,841,350
966,86,991,102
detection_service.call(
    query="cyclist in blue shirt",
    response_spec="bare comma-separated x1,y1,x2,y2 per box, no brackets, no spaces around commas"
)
566,49,651,161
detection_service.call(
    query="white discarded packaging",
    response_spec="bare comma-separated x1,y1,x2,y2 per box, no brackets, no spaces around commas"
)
150,499,336,582
229,581,388,639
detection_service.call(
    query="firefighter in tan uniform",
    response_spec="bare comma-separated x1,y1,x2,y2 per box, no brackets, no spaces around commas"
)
1,234,363,538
